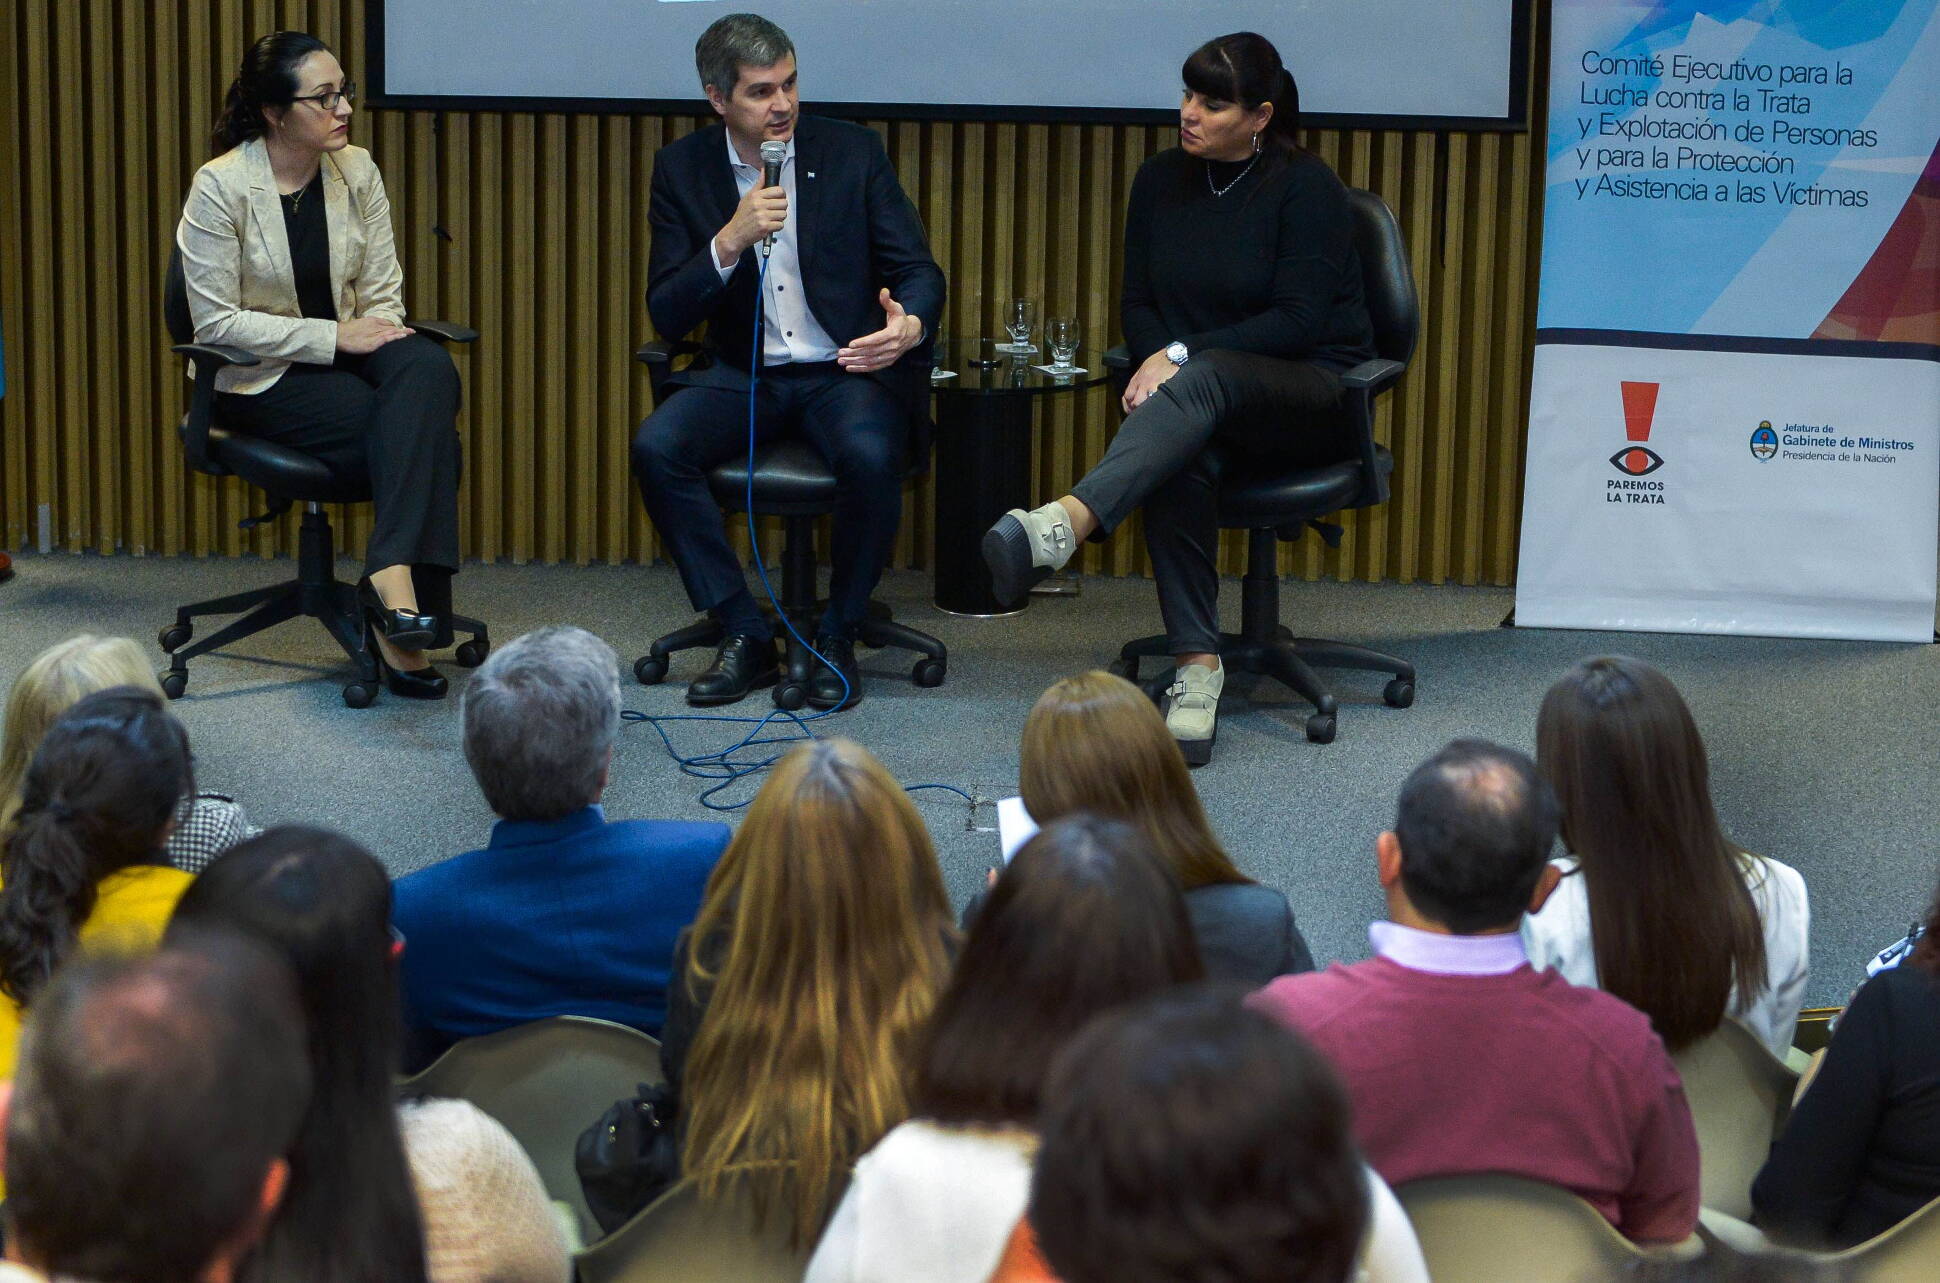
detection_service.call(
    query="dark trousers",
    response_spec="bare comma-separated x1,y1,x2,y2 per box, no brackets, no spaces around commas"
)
1071,350,1352,655
631,364,907,638
214,335,464,591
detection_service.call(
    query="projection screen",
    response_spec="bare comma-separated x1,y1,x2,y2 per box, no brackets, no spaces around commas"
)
370,0,1527,128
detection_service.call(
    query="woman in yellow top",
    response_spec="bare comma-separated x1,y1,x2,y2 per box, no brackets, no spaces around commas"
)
0,686,197,1083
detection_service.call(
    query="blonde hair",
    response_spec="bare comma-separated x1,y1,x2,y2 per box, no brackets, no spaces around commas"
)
679,738,954,1246
1020,671,1249,891
1,636,166,833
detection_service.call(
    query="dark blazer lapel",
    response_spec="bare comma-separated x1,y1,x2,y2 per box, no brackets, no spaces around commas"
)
791,116,821,266
702,124,742,241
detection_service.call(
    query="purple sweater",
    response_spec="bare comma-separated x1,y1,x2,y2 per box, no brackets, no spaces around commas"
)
1251,957,1700,1243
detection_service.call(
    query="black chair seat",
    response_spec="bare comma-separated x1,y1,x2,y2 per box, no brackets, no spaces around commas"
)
1215,447,1393,529
707,440,839,515
208,427,373,506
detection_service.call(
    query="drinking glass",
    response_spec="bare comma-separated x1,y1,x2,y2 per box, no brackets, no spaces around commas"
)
1047,316,1081,372
930,321,950,374
1003,297,1038,352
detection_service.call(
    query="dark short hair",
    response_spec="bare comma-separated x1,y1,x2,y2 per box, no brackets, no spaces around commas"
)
5,934,311,1283
911,814,1202,1126
695,13,795,97
1031,986,1367,1283
1394,738,1559,933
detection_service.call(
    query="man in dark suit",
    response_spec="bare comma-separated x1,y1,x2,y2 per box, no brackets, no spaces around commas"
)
633,13,945,710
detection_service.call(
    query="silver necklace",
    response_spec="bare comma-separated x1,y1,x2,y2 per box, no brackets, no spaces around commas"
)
1206,153,1260,197
283,182,307,214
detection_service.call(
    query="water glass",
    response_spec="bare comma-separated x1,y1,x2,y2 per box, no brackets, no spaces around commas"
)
930,321,949,373
1004,297,1038,351
1047,316,1081,372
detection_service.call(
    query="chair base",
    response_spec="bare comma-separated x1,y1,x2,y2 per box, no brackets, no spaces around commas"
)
157,507,489,708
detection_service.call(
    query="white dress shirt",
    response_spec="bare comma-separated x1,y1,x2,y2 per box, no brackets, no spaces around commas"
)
709,134,841,366
1521,851,1810,1059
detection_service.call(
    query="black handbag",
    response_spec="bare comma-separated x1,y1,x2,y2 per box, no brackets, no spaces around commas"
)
575,1080,681,1234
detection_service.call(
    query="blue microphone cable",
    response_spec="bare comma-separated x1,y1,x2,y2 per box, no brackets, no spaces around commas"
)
623,250,974,814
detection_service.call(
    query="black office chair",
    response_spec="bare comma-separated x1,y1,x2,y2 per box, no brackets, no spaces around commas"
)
159,248,489,707
1104,187,1418,744
631,341,947,708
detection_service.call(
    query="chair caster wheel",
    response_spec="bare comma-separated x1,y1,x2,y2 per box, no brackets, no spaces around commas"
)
774,682,808,711
342,682,378,709
455,638,490,668
912,658,946,688
158,623,192,652
1305,712,1337,744
634,654,668,685
1107,657,1138,682
1383,678,1415,708
159,670,188,700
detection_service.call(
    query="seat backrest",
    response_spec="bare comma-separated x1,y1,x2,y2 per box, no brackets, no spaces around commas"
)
1670,1018,1799,1220
1832,1192,1940,1282
1343,187,1419,368
164,246,195,347
574,1176,821,1283
398,1016,664,1247
1395,1174,1684,1283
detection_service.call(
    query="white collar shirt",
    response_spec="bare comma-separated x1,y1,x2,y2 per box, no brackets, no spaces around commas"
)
709,133,841,366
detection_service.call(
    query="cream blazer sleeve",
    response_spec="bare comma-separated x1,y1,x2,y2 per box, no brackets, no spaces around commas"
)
174,139,406,395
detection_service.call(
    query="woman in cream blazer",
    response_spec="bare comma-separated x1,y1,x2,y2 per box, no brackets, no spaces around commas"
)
176,31,461,699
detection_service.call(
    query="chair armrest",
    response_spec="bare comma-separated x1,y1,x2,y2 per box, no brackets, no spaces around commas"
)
635,339,704,366
406,319,479,345
1340,357,1405,395
171,343,261,475
1102,344,1132,370
170,342,260,369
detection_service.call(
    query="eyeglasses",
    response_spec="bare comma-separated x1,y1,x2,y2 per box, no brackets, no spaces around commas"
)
291,81,357,111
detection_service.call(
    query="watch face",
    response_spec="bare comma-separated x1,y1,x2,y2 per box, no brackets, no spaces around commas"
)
1167,343,1187,364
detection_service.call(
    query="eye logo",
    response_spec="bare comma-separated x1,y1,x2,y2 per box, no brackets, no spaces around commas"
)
1610,446,1664,476
1750,422,1778,461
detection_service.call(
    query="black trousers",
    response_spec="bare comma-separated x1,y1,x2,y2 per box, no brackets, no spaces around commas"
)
214,336,463,594
631,365,906,638
1071,350,1353,655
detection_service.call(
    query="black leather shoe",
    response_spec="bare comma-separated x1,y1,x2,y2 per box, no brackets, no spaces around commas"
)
359,578,437,649
688,635,780,707
369,628,449,700
806,635,862,711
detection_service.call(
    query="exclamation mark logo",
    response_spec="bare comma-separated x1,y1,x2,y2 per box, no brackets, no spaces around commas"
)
1610,381,1664,476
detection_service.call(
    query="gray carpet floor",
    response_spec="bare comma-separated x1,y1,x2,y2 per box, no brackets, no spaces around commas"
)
2,549,1935,1010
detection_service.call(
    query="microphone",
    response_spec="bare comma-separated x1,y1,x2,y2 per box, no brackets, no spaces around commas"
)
759,140,787,257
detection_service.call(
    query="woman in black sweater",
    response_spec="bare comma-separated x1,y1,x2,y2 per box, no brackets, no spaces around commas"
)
983,32,1374,764
1751,886,1940,1248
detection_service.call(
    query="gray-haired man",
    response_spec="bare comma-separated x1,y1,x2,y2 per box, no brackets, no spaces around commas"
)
391,626,728,1067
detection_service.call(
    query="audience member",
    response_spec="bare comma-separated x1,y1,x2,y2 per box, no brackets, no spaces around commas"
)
1024,987,1373,1283
0,687,197,1085
0,934,310,1283
1252,739,1701,1244
1,635,257,872
1752,870,1940,1248
1528,655,1808,1057
1013,671,1314,982
393,626,726,1064
663,738,955,1248
168,827,569,1283
806,814,1206,1283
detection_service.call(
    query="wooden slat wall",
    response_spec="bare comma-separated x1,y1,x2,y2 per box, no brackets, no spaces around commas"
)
0,0,1546,585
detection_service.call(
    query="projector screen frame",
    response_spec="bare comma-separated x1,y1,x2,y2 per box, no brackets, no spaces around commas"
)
364,0,1531,132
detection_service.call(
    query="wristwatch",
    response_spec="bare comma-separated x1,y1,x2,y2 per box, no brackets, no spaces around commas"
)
1164,341,1189,366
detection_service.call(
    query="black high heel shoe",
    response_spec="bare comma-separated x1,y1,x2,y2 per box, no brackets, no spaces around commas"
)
368,626,449,700
358,578,438,649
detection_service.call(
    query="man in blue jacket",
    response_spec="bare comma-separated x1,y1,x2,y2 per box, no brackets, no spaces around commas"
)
632,13,945,710
392,626,728,1068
